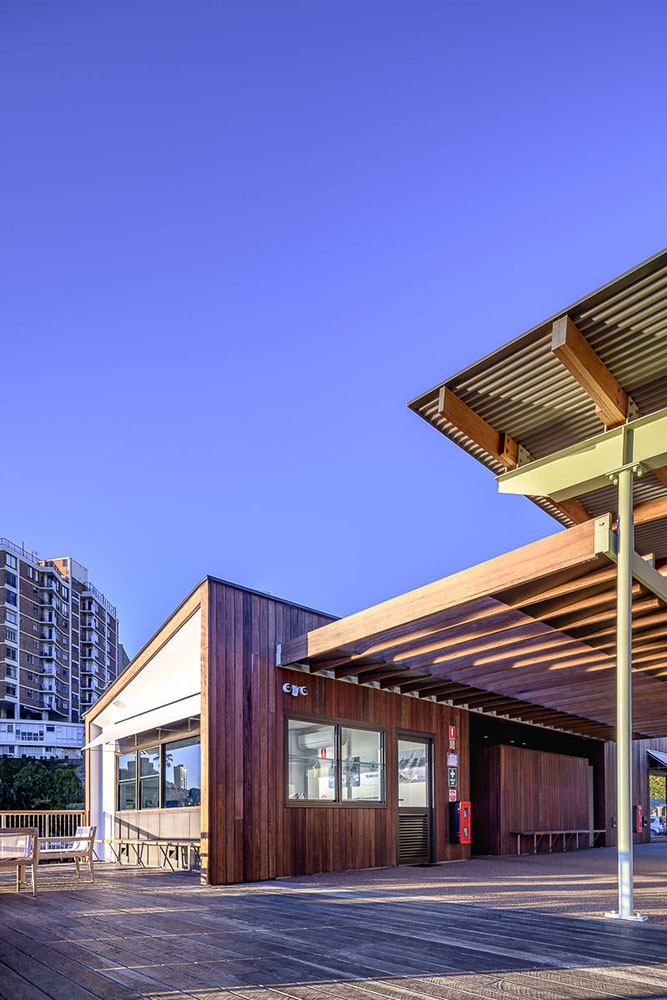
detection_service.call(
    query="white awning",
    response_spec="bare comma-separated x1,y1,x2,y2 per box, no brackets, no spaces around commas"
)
83,693,201,749
647,748,667,769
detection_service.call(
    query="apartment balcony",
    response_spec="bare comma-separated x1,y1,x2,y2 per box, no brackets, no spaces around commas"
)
40,664,57,676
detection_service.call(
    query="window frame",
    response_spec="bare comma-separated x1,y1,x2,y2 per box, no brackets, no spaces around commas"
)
116,730,201,812
285,712,387,809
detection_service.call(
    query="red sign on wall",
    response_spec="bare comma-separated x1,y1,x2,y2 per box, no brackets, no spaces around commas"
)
448,725,456,741
320,748,327,758
448,788,457,802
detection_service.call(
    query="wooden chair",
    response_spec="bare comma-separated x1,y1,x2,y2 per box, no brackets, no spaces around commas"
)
0,827,39,896
39,825,97,882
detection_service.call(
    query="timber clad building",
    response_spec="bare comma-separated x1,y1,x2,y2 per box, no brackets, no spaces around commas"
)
86,250,667,885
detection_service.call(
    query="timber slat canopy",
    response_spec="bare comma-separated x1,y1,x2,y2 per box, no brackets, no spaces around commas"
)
279,518,667,739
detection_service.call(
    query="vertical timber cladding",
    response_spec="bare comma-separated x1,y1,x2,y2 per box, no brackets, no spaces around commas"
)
203,579,470,885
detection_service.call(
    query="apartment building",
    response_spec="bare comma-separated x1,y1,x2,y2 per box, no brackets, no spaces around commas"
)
0,538,120,760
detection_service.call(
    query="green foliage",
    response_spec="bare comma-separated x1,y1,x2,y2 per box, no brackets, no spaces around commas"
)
649,773,666,803
0,757,83,809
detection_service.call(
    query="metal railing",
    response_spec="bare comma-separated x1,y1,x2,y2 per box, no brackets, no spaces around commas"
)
0,810,88,837
82,584,117,618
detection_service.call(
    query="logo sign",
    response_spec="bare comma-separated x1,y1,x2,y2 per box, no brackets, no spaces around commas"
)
282,682,308,697
448,767,457,787
448,725,456,741
448,788,457,802
447,752,458,767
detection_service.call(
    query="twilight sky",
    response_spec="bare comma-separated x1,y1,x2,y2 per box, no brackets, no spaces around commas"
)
2,2,667,656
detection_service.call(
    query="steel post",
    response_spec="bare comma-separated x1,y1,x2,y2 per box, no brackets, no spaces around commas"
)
605,459,646,920
616,465,634,918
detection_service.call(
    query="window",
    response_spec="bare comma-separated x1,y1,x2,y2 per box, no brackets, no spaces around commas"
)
27,672,33,681
5,572,17,589
287,719,337,801
139,747,160,808
341,727,383,802
287,718,385,804
6,610,16,624
6,628,16,643
6,555,16,569
5,591,17,607
27,566,33,580
5,647,17,661
117,752,137,809
163,736,201,807
27,690,33,699
27,654,34,665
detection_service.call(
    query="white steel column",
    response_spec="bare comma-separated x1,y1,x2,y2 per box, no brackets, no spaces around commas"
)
614,464,636,918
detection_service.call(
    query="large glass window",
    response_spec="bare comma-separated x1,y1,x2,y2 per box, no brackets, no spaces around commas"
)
139,746,160,808
117,752,137,810
287,718,384,804
164,736,201,807
288,720,337,801
341,727,383,802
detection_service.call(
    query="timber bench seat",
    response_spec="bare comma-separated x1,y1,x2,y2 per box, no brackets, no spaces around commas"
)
513,829,606,856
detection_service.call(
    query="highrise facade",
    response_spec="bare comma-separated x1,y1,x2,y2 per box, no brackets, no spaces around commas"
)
0,537,120,759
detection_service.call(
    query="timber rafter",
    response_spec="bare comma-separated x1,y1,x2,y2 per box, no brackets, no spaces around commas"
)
277,517,667,739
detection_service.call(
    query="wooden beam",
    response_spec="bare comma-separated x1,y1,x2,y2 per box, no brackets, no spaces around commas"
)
437,387,511,466
552,316,667,487
438,386,590,524
551,316,628,429
278,518,601,665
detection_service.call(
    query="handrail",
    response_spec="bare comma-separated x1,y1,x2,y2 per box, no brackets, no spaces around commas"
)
0,810,88,838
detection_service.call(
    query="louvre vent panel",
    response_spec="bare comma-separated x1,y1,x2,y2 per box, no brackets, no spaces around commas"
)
398,813,430,865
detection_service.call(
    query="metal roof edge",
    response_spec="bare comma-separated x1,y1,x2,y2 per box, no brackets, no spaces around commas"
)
407,246,667,411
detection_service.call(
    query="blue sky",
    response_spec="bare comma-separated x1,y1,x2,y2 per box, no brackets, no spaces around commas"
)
3,2,667,655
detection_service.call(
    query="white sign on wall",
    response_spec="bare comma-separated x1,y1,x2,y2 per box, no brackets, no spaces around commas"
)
282,682,308,697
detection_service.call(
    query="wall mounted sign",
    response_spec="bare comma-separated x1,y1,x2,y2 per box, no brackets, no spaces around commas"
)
448,738,456,750
448,788,457,802
447,753,458,767
448,725,456,741
282,682,308,696
448,767,457,787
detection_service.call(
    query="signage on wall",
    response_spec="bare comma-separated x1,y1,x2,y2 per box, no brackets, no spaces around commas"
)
448,739,456,750
282,682,308,697
447,753,458,767
448,767,457,787
448,725,456,741
448,788,457,802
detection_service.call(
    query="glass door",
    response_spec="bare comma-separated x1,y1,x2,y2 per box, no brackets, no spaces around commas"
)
397,737,432,864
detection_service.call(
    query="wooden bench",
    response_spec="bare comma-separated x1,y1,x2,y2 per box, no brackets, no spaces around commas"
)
39,825,97,881
512,829,606,856
0,826,39,895
94,838,201,872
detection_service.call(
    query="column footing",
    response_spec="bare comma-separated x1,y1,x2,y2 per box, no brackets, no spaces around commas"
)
604,910,648,922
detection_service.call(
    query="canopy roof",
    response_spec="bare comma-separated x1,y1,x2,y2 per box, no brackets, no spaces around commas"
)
278,517,667,740
408,248,667,554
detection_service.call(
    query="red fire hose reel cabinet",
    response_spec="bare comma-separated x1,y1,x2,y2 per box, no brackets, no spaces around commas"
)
450,800,472,844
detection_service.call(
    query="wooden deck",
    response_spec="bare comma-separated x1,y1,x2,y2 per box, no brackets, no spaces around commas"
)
3,850,667,999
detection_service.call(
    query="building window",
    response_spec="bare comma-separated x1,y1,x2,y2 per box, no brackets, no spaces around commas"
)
5,572,17,589
117,752,137,809
6,610,17,624
6,629,17,643
5,591,17,607
5,647,17,661
139,747,160,808
341,726,383,802
286,718,385,804
163,736,201,808
6,555,17,569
